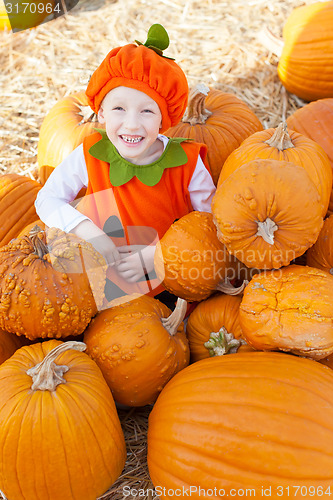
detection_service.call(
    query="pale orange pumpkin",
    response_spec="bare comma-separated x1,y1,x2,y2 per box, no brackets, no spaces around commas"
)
37,91,104,182
0,340,126,500
148,352,333,499
84,295,189,407
218,123,332,216
165,83,263,185
212,159,324,269
154,211,241,302
277,1,333,101
239,265,333,359
286,98,333,213
186,293,253,362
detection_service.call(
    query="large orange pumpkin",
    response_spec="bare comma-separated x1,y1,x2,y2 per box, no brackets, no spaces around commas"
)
277,1,333,101
148,352,333,499
154,211,240,302
84,295,189,407
239,265,333,359
286,98,333,213
0,340,126,500
37,91,104,182
307,214,333,274
186,293,252,362
0,227,106,340
0,173,41,247
165,83,263,185
212,159,324,269
218,123,332,216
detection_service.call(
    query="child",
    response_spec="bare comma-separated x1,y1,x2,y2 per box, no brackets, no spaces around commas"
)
35,24,216,306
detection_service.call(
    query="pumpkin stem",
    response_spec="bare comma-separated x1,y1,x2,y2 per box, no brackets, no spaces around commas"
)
28,225,49,259
78,104,98,125
27,341,86,392
256,218,278,245
182,83,213,125
257,26,284,58
204,327,246,356
161,298,187,336
216,278,248,295
264,122,294,150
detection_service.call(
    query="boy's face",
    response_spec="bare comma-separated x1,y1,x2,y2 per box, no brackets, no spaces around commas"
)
98,86,163,165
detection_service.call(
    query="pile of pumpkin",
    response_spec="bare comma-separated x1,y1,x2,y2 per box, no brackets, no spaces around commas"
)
0,1,333,498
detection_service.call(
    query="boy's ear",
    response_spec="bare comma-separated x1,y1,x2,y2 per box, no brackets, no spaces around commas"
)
97,106,105,124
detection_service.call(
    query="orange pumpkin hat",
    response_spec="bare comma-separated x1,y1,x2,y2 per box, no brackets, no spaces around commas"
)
86,24,189,133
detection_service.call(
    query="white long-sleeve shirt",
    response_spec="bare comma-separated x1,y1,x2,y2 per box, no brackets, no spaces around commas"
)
35,135,216,233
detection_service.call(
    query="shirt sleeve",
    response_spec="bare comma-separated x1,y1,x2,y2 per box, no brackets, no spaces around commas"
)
188,156,216,213
34,144,91,232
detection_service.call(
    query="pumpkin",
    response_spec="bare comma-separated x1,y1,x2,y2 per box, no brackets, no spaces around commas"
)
286,98,333,213
0,0,54,31
319,354,333,370
307,214,333,274
0,226,106,340
277,1,333,102
148,352,333,499
212,159,324,269
154,211,241,302
0,328,26,364
186,293,253,362
84,294,189,407
0,340,126,500
165,83,263,185
37,91,104,181
17,219,46,238
0,173,41,247
218,122,332,216
239,265,333,359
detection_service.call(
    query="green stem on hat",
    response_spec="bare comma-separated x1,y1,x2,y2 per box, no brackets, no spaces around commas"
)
135,24,175,60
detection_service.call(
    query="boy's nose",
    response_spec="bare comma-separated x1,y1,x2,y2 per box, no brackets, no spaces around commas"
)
124,112,140,130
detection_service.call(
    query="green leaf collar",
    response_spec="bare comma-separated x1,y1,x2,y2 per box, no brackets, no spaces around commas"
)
89,129,189,187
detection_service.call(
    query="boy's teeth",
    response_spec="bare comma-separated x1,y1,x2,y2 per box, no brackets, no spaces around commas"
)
122,135,142,143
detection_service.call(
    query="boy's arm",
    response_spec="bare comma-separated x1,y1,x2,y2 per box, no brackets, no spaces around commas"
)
72,219,121,266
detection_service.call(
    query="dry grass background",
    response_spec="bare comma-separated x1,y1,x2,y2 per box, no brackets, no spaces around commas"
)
0,0,320,498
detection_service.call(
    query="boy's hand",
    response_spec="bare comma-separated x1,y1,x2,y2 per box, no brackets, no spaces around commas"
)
115,245,156,283
71,219,121,266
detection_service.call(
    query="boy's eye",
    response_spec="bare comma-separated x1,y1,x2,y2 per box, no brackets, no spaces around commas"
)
142,109,153,113
113,106,124,111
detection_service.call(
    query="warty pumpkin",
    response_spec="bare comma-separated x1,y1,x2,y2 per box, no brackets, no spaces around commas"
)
37,91,104,181
0,173,41,247
165,83,263,185
239,265,333,360
277,1,333,102
212,159,324,269
186,293,253,362
307,214,333,274
0,226,106,340
286,98,333,213
0,340,126,500
154,211,242,302
218,122,332,216
148,352,333,499
84,294,189,407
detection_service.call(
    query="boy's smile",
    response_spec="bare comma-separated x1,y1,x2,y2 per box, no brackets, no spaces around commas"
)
98,87,163,165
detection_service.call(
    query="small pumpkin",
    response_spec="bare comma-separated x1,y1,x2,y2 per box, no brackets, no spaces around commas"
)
286,98,333,213
218,122,332,216
186,293,253,362
37,91,104,180
0,340,126,500
307,214,333,274
239,265,333,359
165,83,263,185
154,211,241,302
277,1,333,102
148,352,333,498
212,159,324,269
84,294,189,407
0,173,41,247
0,227,106,340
